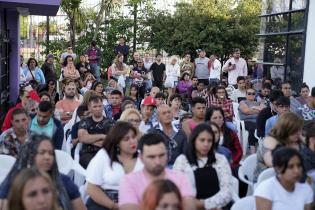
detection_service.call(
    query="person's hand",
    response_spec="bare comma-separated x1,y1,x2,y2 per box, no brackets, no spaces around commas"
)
111,203,119,210
93,140,103,147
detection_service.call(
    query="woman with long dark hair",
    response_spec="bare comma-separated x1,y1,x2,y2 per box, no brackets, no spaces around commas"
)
22,58,46,84
205,107,242,170
86,121,143,210
0,134,86,210
173,123,232,210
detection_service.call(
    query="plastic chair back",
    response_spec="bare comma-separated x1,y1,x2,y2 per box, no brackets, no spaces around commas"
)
256,168,275,188
0,155,16,184
231,196,255,210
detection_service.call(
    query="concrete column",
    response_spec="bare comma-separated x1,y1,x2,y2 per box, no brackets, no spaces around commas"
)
7,10,20,101
303,1,315,88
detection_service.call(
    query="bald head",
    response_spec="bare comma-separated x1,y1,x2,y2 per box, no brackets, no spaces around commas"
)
157,104,173,125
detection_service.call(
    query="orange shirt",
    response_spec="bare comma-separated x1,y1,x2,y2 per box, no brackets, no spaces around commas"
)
55,99,80,124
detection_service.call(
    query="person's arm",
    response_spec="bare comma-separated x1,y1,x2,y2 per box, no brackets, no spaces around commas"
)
191,63,195,77
243,59,248,76
78,128,106,144
87,183,118,209
239,101,260,115
230,130,243,167
255,197,272,210
71,198,87,210
183,197,197,210
38,68,46,84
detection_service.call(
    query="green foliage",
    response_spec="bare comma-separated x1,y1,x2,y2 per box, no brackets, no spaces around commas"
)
147,0,261,61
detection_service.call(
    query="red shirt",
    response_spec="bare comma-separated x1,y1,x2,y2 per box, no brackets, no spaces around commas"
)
223,129,243,169
2,90,40,132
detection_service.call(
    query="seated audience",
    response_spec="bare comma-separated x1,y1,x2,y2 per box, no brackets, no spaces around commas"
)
86,122,143,210
255,147,313,210
118,133,196,210
0,134,86,210
296,82,310,105
7,168,60,210
209,86,233,123
298,86,315,121
173,123,232,210
254,112,303,181
230,76,246,102
300,122,315,173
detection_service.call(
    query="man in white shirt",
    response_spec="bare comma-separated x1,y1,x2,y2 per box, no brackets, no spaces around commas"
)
222,48,248,85
230,76,247,102
209,54,222,86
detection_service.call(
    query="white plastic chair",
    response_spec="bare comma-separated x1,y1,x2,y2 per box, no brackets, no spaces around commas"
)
233,102,249,156
55,149,87,186
256,167,275,189
238,154,257,195
231,196,255,210
0,155,16,184
231,176,240,202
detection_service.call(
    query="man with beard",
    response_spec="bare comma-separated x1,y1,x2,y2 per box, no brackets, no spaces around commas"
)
30,101,64,149
150,53,166,90
55,79,81,125
119,133,195,210
78,94,115,168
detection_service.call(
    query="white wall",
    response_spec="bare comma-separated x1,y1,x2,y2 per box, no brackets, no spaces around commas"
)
303,0,315,88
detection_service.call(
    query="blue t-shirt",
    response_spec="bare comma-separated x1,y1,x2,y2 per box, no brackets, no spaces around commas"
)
0,173,80,200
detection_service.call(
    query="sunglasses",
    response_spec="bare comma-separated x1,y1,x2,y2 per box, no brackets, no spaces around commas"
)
247,92,255,95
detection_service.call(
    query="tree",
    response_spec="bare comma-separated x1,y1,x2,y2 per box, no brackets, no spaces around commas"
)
147,0,261,61
60,0,83,49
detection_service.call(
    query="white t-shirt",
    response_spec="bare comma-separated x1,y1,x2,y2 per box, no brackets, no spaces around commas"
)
230,89,246,102
223,57,247,85
209,59,222,80
254,177,313,210
86,149,143,190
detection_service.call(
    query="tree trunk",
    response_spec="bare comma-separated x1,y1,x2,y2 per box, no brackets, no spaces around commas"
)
93,0,107,41
132,3,138,52
69,16,76,50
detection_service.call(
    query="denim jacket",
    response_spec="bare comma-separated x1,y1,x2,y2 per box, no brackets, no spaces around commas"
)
22,67,46,84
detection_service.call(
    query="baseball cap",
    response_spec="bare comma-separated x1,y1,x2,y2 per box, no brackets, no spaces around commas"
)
142,96,156,107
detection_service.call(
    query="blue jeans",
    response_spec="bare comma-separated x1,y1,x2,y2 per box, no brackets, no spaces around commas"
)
90,63,100,81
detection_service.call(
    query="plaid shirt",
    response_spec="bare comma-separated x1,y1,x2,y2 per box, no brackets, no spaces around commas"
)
209,98,234,121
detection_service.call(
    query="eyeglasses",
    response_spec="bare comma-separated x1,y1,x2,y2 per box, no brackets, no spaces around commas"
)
127,119,141,124
247,92,255,95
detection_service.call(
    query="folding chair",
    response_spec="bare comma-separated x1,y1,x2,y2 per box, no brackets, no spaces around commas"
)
238,154,257,195
0,155,16,184
231,196,255,210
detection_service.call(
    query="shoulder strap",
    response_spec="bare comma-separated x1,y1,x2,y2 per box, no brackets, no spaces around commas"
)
28,68,35,80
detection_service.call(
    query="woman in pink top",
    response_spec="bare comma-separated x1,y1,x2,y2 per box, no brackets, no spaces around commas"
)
63,60,80,80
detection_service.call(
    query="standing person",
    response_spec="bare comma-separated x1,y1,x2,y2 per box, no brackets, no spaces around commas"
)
194,49,211,86
115,37,129,63
143,52,152,72
255,148,313,210
180,53,195,77
60,45,76,64
76,54,91,78
30,101,64,150
298,87,315,121
55,79,81,125
165,56,180,101
148,104,187,166
86,41,102,81
86,122,143,210
131,59,147,98
209,54,222,86
63,60,80,81
151,53,166,90
118,133,196,210
41,54,56,82
7,168,61,210
222,48,248,86
22,58,46,85
230,76,247,102
296,83,310,105
173,123,233,210
140,180,183,210
128,51,141,69
0,108,30,157
182,97,207,137
0,134,86,210
78,95,115,168
111,53,129,91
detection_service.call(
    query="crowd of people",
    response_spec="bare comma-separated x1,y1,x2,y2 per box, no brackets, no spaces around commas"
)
0,39,315,210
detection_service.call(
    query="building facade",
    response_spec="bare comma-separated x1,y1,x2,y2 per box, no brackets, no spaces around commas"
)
257,0,314,92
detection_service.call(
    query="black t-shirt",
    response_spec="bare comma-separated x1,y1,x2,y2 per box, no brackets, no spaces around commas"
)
75,62,91,76
78,116,115,151
151,62,166,82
